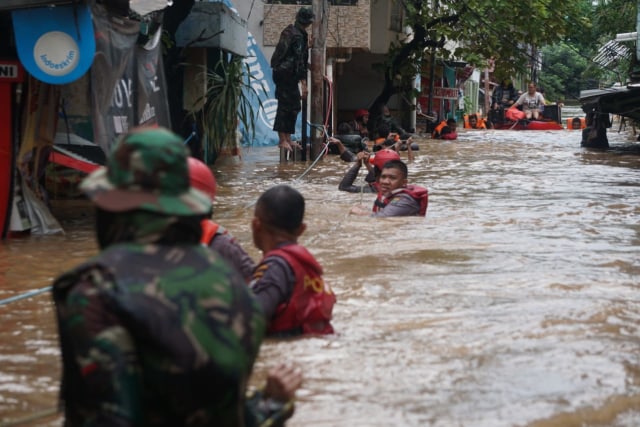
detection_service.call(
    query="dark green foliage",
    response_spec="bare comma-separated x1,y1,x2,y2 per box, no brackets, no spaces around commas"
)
539,43,589,103
190,53,261,165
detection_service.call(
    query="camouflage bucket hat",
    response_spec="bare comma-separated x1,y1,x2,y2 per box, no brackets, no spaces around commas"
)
80,126,212,216
296,7,315,25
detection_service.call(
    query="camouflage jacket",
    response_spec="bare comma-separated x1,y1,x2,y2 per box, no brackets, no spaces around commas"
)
270,23,309,82
52,242,266,427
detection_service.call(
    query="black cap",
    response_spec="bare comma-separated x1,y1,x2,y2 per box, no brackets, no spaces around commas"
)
296,7,315,26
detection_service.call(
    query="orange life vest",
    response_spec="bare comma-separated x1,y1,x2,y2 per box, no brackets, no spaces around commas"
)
373,133,399,148
432,121,448,138
566,117,586,130
463,114,487,129
200,219,221,245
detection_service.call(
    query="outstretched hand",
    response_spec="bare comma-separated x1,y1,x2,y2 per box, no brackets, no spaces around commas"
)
264,364,303,402
349,204,370,216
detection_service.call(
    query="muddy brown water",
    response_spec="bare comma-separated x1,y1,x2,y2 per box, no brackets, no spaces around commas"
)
1,108,640,426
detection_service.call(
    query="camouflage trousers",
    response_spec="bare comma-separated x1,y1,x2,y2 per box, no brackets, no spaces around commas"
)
273,79,301,134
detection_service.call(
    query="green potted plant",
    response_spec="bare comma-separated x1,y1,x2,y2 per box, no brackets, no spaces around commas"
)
190,51,262,164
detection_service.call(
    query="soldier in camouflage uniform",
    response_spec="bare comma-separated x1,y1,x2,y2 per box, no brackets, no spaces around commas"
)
52,127,300,427
271,7,314,152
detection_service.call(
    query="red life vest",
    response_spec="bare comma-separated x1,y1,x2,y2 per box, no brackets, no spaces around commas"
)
266,244,335,335
372,185,429,216
200,219,221,245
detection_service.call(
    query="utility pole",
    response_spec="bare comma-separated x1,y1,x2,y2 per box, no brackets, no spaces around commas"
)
427,47,436,123
427,0,438,125
310,0,328,159
484,58,493,117
484,68,490,116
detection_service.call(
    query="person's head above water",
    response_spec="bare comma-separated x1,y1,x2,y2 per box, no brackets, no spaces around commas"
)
254,185,305,234
378,159,409,197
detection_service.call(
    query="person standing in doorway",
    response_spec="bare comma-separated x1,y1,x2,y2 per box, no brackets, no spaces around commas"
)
271,7,315,152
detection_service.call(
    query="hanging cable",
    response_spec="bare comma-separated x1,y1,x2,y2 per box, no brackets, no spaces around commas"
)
0,286,53,307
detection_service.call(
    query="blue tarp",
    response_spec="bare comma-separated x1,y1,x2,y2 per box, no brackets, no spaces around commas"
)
218,0,301,147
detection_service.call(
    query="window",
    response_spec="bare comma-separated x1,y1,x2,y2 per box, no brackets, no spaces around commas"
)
389,1,404,32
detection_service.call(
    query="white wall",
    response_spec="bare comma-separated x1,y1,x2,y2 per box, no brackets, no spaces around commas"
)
234,0,275,61
370,0,398,54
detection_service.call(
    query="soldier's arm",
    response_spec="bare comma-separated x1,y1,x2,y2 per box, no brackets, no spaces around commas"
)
209,232,256,284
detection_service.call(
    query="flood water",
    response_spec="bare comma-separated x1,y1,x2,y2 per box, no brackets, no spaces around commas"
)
1,107,640,427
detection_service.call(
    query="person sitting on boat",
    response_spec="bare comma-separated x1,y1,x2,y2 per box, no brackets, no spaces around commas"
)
463,113,487,129
432,118,458,140
513,82,546,120
492,78,518,110
189,157,256,283
349,158,428,217
490,79,518,124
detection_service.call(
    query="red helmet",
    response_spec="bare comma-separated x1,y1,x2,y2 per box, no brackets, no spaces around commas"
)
370,149,400,170
355,109,369,120
188,157,217,201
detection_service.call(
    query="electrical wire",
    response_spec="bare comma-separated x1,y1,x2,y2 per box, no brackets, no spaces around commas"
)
247,0,256,22
0,286,52,307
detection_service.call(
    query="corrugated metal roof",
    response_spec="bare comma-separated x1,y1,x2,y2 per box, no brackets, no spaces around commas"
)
593,40,631,67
